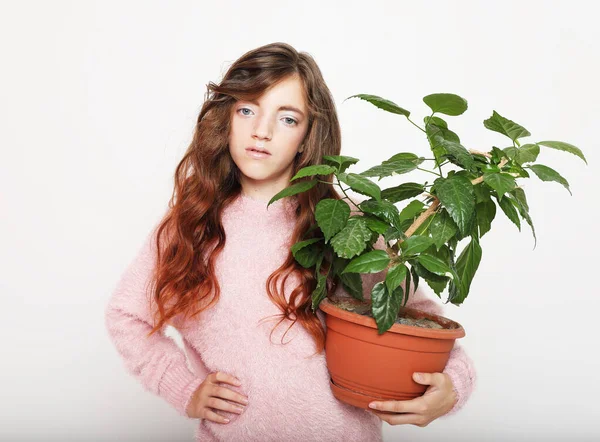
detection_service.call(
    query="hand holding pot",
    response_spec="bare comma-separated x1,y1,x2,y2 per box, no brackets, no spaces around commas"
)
367,372,457,427
185,371,249,423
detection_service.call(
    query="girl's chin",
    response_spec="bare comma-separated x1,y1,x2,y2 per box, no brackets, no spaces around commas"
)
238,168,274,181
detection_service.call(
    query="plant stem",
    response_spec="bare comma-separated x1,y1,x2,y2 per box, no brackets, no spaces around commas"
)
334,175,362,213
416,167,442,177
469,149,492,158
399,197,441,244
471,157,509,185
317,179,353,193
406,116,426,133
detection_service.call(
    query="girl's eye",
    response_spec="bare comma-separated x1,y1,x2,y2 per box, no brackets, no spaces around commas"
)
238,107,297,126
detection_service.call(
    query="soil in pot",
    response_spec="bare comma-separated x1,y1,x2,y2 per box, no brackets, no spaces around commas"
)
331,297,450,330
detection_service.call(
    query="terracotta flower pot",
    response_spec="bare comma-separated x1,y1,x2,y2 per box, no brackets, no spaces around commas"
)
319,296,465,410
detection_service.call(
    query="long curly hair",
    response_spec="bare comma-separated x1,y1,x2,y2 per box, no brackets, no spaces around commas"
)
146,42,343,355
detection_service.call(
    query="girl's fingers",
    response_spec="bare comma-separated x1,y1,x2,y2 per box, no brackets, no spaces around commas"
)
203,408,231,424
207,397,246,414
213,371,242,387
212,385,249,407
370,398,422,414
370,410,424,426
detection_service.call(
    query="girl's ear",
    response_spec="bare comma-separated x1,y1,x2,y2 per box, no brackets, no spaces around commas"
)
298,144,305,153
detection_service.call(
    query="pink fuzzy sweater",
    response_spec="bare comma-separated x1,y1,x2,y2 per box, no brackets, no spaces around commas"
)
105,193,476,441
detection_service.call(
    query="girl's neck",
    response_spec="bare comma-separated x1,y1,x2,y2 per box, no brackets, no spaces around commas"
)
237,191,299,218
240,190,272,203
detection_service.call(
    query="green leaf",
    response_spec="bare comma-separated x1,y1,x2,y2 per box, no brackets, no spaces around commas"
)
537,140,587,164
359,199,402,230
399,200,425,222
412,258,449,297
423,93,468,116
403,265,412,307
268,180,317,207
385,152,424,164
425,122,461,168
503,143,540,165
483,111,531,142
416,254,454,279
330,217,372,259
446,246,460,304
292,239,323,268
322,155,360,173
439,139,475,171
341,279,363,300
490,146,510,165
528,164,572,195
511,186,529,212
363,215,390,235
507,188,537,249
291,164,336,181
383,226,404,243
342,250,391,274
385,264,407,294
333,256,364,300
359,153,424,180
315,199,351,242
381,182,425,203
475,200,496,238
371,282,404,334
426,122,461,143
505,161,531,178
339,173,382,201
423,116,448,129
341,277,364,300
434,175,476,236
496,194,521,231
427,278,448,298
311,271,328,312
473,183,493,204
400,235,435,256
291,238,321,255
483,172,517,202
452,238,482,304
427,244,457,301
424,243,451,263
429,209,458,250
358,163,417,180
410,265,420,293
345,94,411,117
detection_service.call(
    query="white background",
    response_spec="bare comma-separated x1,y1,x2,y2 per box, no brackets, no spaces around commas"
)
1,0,599,441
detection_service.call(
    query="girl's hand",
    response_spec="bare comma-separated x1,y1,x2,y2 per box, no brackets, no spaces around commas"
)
367,372,457,427
186,371,249,423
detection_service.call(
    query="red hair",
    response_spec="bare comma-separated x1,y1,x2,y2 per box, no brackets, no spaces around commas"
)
146,43,343,355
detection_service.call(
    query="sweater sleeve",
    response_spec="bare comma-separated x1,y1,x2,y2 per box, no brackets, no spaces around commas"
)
104,227,205,418
351,235,477,417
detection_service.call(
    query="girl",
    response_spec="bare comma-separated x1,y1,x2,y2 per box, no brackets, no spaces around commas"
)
105,42,476,441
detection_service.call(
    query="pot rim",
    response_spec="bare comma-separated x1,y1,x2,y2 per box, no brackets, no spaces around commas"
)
319,296,466,339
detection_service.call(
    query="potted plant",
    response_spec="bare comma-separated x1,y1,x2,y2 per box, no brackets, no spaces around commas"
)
267,93,587,410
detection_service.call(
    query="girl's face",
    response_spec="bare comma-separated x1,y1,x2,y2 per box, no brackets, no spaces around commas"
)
228,74,309,201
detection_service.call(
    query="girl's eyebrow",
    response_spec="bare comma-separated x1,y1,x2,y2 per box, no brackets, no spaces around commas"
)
244,99,306,118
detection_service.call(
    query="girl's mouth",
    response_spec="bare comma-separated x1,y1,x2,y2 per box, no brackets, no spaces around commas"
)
246,149,271,159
